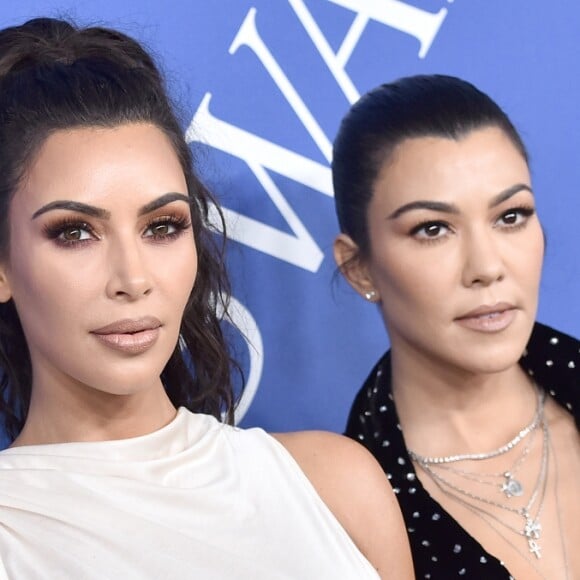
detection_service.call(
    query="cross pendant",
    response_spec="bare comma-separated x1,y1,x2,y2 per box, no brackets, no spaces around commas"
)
528,539,542,559
524,517,542,540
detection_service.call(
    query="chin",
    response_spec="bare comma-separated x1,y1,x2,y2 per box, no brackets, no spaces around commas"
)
83,370,166,398
98,386,154,397
451,341,527,376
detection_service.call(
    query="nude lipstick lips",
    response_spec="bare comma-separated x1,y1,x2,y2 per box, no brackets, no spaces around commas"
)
455,303,516,333
91,317,161,354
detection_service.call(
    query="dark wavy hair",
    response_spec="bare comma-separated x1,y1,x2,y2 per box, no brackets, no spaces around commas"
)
332,74,529,258
0,17,240,441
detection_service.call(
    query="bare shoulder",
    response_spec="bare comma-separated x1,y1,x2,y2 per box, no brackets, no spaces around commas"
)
273,431,414,579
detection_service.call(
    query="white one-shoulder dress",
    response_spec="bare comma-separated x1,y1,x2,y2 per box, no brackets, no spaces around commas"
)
0,408,379,579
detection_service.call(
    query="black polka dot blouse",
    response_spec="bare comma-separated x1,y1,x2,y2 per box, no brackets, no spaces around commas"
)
345,322,578,579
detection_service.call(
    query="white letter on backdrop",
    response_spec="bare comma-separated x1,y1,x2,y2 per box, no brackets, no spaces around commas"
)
187,94,326,273
328,0,448,59
230,7,332,162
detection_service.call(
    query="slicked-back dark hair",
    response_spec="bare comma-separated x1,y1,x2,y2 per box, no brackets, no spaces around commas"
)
0,17,240,441
332,74,528,257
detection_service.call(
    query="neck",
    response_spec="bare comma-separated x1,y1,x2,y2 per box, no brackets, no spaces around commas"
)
390,343,538,458
12,379,177,447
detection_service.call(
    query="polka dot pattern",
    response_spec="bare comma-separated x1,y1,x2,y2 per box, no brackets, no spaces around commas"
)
345,321,578,578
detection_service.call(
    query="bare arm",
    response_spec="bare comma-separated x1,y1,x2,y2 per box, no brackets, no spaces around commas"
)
274,431,414,579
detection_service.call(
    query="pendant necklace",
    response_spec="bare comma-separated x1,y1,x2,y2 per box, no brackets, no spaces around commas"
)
415,420,550,560
432,423,538,499
409,388,545,500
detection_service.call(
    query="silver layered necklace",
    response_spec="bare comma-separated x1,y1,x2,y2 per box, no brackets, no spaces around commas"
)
427,424,538,499
415,419,549,559
409,389,545,500
408,390,551,559
408,388,570,579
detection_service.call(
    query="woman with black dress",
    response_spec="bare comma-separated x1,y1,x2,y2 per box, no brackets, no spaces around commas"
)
333,74,579,579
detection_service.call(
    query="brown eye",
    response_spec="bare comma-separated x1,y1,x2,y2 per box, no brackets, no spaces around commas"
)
44,220,96,247
144,220,180,238
151,223,171,236
143,216,190,240
495,207,535,228
424,224,443,237
502,211,518,225
411,221,451,241
59,226,91,242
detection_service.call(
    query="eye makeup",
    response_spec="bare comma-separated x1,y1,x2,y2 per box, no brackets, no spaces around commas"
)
408,220,453,244
494,205,536,231
41,211,192,249
143,214,192,242
42,217,99,248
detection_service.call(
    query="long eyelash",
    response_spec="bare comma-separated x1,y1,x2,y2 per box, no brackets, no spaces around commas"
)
499,205,536,230
407,220,452,246
42,218,92,238
408,220,449,236
42,218,96,248
42,214,192,250
409,220,452,238
509,205,535,217
146,215,192,239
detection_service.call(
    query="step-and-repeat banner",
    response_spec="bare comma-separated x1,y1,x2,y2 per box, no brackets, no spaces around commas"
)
2,1,579,434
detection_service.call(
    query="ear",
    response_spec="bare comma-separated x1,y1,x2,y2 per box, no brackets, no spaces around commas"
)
0,264,12,303
333,233,379,302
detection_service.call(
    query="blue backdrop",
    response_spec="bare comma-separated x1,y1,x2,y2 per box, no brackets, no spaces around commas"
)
2,1,579,435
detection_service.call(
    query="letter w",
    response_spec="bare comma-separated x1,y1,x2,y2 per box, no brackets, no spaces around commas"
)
186,8,332,273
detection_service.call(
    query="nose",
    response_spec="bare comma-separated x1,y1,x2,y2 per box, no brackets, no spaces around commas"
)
461,228,505,288
105,236,153,300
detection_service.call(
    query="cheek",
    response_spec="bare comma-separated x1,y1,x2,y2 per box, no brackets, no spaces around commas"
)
373,257,450,342
8,242,64,310
156,240,198,302
179,254,198,301
7,262,79,359
370,246,449,313
511,223,545,284
366,216,455,308
13,250,101,313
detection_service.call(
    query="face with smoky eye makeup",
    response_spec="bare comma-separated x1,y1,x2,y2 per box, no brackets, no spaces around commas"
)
334,126,544,376
0,122,198,406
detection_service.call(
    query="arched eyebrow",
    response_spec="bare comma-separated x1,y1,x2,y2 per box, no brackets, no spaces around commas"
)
137,192,190,216
31,192,190,220
387,184,533,220
31,200,110,220
489,184,533,208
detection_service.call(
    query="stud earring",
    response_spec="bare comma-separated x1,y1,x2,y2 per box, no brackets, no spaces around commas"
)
364,290,377,301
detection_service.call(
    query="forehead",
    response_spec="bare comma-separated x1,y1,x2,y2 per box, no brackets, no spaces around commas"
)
372,127,531,208
14,123,186,212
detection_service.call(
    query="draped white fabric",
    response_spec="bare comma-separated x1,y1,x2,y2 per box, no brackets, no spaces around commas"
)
0,409,378,579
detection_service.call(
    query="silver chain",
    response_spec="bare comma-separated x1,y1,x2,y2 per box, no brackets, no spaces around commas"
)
416,418,550,566
425,422,570,580
415,421,549,521
408,386,570,578
416,420,573,579
432,414,539,498
451,489,552,580
409,389,545,464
